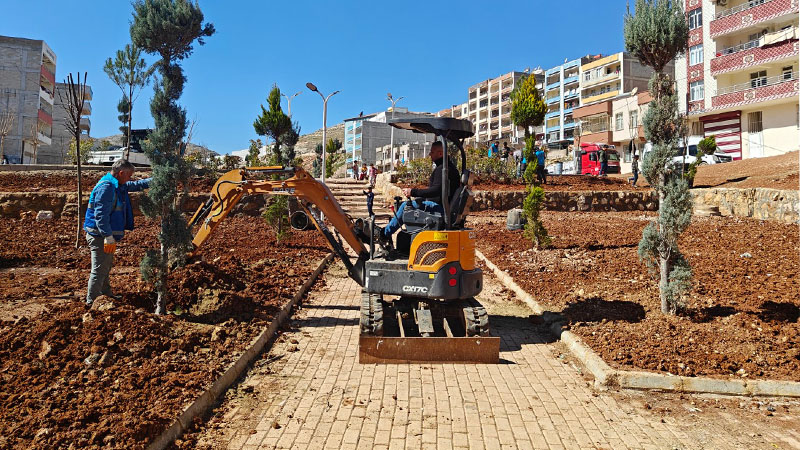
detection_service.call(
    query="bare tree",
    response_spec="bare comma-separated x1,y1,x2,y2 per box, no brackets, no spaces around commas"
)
0,110,12,163
27,119,43,164
58,72,88,248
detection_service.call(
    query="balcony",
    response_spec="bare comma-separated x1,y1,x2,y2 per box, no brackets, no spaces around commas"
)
712,71,798,109
564,91,579,100
563,120,576,129
563,75,579,85
37,131,51,146
81,101,92,116
545,110,560,119
711,31,798,75
80,117,91,131
546,125,561,133
38,108,52,126
581,70,620,88
546,81,561,91
563,107,574,116
39,85,54,105
546,96,560,105
711,0,798,38
40,65,55,87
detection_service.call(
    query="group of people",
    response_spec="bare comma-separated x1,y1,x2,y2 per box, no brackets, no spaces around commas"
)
351,160,379,186
484,140,549,183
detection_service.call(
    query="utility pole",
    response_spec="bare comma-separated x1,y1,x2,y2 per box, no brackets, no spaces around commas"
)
387,92,404,171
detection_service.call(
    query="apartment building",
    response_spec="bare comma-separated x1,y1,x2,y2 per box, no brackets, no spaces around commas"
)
466,69,545,146
0,35,57,164
37,81,93,164
676,0,798,160
544,55,601,147
343,108,436,175
436,102,468,120
579,52,655,107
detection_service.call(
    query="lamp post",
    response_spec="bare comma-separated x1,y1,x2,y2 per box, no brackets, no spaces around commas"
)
306,82,340,184
387,92,404,171
281,90,302,118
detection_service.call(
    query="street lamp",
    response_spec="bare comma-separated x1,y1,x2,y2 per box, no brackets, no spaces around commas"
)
306,82,340,184
281,90,302,118
387,92,404,171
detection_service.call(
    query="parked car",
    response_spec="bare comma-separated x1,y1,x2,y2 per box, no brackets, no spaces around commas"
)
642,136,733,167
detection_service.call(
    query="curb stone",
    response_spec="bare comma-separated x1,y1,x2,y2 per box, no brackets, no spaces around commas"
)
146,252,336,450
476,250,800,398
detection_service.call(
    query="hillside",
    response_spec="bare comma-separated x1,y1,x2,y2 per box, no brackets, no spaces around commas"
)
295,122,345,155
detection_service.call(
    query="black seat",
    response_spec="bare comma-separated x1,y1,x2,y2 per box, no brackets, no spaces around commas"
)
449,170,474,228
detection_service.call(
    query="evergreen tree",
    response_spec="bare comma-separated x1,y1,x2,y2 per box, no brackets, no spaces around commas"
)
103,44,154,159
246,138,263,166
117,95,131,140
253,85,293,165
131,0,214,315
510,74,547,138
624,0,691,314
312,142,323,178
324,138,343,178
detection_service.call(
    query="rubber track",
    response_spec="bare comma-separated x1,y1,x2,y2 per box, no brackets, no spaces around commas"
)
463,298,490,337
359,291,383,336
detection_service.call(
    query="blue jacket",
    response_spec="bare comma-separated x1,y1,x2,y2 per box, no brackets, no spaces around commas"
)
535,150,545,166
84,173,150,241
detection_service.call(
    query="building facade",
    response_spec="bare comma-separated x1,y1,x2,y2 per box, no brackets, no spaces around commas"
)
676,0,798,160
579,52,655,107
544,56,600,146
37,82,92,164
343,108,436,175
0,35,57,164
465,70,544,146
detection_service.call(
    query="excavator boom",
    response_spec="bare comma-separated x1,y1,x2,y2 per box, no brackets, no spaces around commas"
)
188,166,368,284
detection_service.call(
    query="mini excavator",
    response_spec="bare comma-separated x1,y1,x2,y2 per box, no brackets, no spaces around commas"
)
187,118,499,363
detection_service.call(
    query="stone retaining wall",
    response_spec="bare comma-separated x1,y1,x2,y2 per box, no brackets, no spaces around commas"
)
1,185,797,224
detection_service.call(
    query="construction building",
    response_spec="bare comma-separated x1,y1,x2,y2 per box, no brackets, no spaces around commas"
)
544,55,603,147
343,108,436,176
676,0,798,160
0,35,57,164
37,82,93,164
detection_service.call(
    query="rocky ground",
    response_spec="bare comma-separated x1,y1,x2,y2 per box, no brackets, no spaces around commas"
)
0,216,328,448
471,210,799,381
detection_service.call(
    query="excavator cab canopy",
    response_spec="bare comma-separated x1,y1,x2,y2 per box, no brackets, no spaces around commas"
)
387,117,474,141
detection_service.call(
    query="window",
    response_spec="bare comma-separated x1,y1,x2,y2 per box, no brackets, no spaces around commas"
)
689,44,703,65
783,66,793,80
688,9,702,30
630,110,638,129
690,80,704,101
615,113,624,130
750,70,767,88
584,72,590,81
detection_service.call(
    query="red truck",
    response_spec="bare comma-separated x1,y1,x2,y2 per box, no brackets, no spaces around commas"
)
579,142,620,175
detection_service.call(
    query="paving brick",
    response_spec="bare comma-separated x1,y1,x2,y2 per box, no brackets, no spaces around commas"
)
186,268,800,449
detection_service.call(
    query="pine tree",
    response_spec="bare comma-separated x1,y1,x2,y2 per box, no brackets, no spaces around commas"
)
624,0,692,314
103,44,154,159
510,74,547,139
117,95,131,140
246,138,263,166
131,0,214,315
253,85,293,165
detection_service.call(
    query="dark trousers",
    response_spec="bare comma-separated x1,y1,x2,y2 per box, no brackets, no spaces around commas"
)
536,165,546,184
600,162,608,175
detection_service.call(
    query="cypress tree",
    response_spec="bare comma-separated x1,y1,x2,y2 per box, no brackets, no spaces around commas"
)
624,0,692,314
253,85,294,166
131,0,214,315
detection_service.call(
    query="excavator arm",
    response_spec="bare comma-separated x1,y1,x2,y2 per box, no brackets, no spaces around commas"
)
187,166,369,285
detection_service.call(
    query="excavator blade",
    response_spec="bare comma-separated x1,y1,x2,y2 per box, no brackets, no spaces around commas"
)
359,336,500,364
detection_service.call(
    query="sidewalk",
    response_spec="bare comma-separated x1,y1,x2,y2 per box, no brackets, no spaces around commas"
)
189,263,800,449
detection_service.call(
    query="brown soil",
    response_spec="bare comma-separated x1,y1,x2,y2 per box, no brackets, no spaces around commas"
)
694,150,799,190
474,211,800,381
400,174,651,193
0,170,219,193
0,216,328,449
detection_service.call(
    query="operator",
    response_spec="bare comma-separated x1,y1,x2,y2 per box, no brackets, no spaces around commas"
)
83,159,151,306
377,141,459,245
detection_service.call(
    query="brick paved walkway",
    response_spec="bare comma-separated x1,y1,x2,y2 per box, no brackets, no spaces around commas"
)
192,265,800,449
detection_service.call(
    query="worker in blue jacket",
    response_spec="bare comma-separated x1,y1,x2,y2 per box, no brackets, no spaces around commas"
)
83,159,150,306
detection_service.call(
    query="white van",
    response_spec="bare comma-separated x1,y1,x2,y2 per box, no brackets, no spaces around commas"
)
642,136,733,166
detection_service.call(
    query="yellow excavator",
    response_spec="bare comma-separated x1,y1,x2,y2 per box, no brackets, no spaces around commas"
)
187,118,499,363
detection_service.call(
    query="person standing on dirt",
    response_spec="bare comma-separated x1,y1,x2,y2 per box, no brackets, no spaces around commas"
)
83,159,150,306
535,147,547,185
629,153,639,187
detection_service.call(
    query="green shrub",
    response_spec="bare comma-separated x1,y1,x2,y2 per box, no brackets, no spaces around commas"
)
396,158,433,185
263,195,290,242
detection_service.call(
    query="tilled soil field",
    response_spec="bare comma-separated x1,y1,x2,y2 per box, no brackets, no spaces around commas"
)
0,215,329,448
472,211,800,381
0,170,217,193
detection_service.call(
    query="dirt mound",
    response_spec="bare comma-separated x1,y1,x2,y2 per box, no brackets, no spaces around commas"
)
0,215,329,448
694,150,798,190
476,211,800,381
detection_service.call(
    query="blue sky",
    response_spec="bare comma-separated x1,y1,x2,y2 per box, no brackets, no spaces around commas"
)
4,0,628,154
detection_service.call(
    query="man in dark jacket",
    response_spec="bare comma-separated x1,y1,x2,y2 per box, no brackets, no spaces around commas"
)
380,141,459,241
83,159,150,306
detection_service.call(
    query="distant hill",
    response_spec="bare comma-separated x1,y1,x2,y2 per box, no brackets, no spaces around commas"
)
295,122,345,155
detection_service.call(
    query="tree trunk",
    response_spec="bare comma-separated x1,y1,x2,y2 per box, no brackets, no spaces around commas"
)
0,136,5,161
126,86,133,161
657,172,671,313
75,132,82,248
155,207,169,315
